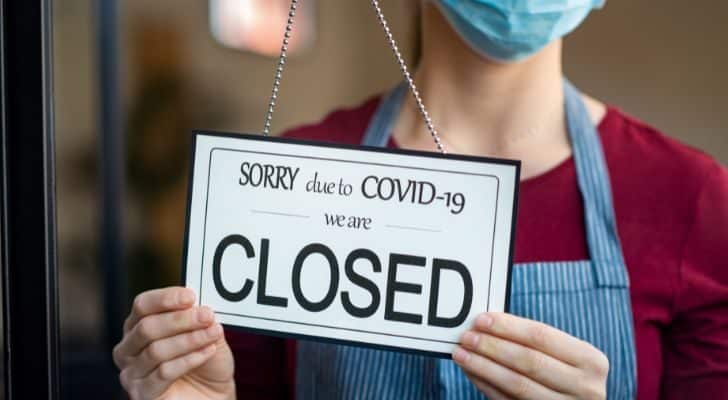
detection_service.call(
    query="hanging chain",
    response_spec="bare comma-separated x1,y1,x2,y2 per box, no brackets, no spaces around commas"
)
368,0,445,153
263,0,446,154
262,0,298,136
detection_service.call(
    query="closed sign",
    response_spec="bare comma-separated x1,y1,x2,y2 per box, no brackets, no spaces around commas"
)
183,132,519,356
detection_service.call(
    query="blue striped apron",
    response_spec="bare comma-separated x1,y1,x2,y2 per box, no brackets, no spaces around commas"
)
296,80,637,399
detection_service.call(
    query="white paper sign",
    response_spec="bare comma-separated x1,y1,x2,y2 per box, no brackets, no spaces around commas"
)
183,132,520,356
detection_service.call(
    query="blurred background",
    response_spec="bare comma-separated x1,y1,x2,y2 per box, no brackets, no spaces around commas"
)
53,0,727,397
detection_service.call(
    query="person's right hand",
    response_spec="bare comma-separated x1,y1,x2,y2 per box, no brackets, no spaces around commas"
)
113,287,236,400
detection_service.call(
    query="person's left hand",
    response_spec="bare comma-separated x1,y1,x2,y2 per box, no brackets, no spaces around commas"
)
452,313,609,400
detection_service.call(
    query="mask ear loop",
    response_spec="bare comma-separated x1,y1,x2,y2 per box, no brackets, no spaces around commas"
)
261,0,447,154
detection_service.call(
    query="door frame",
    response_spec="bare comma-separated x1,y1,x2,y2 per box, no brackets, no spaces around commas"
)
1,0,60,398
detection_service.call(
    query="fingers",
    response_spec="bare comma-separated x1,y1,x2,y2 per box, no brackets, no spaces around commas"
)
457,314,610,399
121,344,217,399
472,313,601,369
460,330,579,393
124,287,196,334
126,323,224,379
464,372,512,400
114,306,215,369
453,346,566,400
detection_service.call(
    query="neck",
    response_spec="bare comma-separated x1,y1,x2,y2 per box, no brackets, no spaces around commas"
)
393,4,601,178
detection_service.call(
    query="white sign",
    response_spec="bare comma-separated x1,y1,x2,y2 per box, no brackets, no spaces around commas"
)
183,132,520,356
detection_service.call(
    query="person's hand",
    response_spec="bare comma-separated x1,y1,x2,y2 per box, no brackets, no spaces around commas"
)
113,287,236,400
453,313,609,400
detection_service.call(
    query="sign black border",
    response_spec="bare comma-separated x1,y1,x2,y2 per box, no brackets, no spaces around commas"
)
181,130,521,359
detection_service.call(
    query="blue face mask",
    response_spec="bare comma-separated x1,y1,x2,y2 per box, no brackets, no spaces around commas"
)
432,0,605,62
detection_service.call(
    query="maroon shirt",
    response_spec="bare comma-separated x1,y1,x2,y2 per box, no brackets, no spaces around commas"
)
226,96,728,399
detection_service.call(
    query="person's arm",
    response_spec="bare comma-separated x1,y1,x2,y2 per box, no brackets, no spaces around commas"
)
661,162,728,398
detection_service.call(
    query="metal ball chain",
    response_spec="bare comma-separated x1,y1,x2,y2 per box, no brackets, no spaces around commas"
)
262,0,298,136
369,0,445,154
263,0,446,154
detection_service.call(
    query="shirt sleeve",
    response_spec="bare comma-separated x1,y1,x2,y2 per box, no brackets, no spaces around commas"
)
661,161,728,398
226,330,291,399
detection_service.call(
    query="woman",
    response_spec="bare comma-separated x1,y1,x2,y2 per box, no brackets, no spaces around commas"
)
112,1,728,399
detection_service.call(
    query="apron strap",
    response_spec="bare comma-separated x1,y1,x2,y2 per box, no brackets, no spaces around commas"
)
563,80,628,287
361,82,407,148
